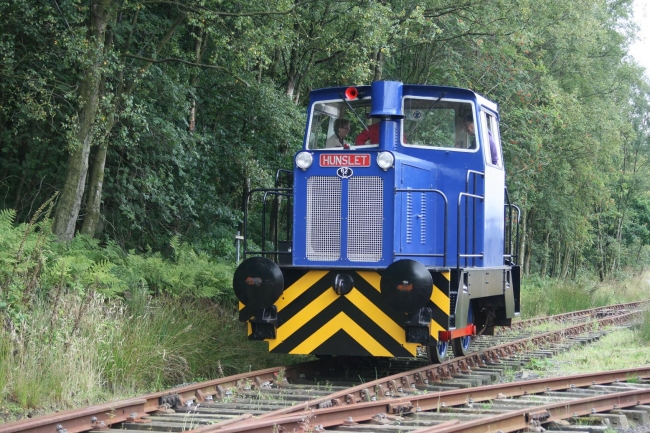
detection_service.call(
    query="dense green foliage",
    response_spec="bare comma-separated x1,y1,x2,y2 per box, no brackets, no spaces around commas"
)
1,0,650,416
0,205,236,324
1,0,649,277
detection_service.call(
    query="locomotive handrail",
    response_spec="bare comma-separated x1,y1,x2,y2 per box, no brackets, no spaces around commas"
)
262,190,293,262
504,204,521,260
466,170,484,267
243,187,293,261
458,192,484,269
394,187,448,266
465,170,484,182
504,186,521,265
274,170,294,251
275,169,293,187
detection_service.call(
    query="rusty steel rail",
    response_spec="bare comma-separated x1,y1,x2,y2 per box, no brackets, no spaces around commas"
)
504,299,649,330
200,366,650,433
412,387,650,433
0,364,319,433
233,309,642,420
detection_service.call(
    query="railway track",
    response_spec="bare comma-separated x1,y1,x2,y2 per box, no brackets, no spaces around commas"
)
2,301,648,433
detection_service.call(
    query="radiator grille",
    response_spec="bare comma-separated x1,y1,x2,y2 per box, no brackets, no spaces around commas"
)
348,177,383,262
306,176,383,263
306,177,341,261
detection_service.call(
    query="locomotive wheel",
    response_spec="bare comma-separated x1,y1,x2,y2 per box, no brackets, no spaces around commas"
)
452,305,474,357
426,340,448,364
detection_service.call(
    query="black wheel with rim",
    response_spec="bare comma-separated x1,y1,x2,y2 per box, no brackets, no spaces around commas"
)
451,305,474,357
426,339,448,363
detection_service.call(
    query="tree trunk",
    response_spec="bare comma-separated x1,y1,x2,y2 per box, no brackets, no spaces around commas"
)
80,123,111,236
551,242,561,278
524,240,532,277
560,242,571,279
540,231,550,277
53,0,112,241
519,208,530,272
373,48,384,81
285,45,299,98
188,26,205,132
571,252,578,280
80,13,185,237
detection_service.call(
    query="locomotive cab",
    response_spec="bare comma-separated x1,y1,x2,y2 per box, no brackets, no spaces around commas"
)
234,81,520,363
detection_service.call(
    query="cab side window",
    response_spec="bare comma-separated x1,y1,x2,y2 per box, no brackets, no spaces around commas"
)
481,111,502,167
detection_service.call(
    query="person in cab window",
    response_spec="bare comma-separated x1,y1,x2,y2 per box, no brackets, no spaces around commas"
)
326,118,351,148
465,115,498,165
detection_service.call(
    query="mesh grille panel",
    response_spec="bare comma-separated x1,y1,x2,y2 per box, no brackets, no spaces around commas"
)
306,177,341,261
348,177,383,262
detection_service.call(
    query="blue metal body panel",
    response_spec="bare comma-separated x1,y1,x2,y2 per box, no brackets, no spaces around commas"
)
294,82,504,269
234,81,520,358
292,157,397,268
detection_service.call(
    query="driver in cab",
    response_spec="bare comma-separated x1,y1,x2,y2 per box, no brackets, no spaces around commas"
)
326,118,351,149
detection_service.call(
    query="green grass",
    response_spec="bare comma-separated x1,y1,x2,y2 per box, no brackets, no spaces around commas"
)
0,288,307,421
0,213,308,421
520,272,650,318
636,308,650,344
514,274,650,382
522,328,650,376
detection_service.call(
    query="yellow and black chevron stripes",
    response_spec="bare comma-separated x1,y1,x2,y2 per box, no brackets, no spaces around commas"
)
271,270,417,356
241,268,451,356
428,271,450,341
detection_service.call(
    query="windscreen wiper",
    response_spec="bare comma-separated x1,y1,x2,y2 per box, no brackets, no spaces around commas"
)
408,92,446,136
340,93,370,132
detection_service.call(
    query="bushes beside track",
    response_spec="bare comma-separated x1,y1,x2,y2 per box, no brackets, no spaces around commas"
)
520,274,650,318
0,211,305,420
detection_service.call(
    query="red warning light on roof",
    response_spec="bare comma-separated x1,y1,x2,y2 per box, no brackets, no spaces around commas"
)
344,87,359,100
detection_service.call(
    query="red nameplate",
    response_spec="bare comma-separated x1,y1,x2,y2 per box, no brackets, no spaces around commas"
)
320,154,371,167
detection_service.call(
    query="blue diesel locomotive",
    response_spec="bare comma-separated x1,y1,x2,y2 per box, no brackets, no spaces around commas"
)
233,81,520,363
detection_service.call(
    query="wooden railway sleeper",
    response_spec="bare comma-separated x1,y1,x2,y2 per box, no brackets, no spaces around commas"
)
370,413,391,425
525,409,551,423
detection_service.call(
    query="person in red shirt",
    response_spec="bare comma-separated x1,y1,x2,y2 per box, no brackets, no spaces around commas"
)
355,121,379,145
